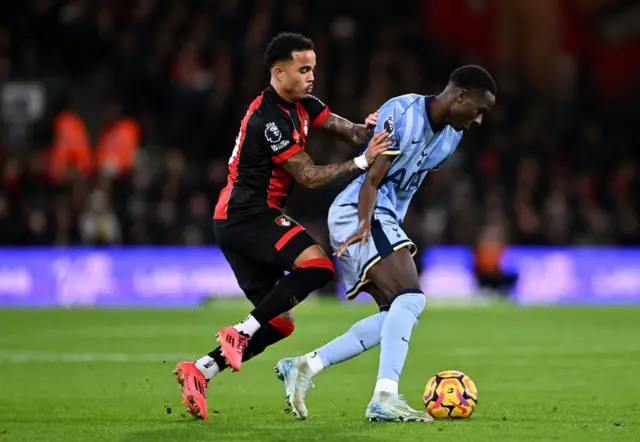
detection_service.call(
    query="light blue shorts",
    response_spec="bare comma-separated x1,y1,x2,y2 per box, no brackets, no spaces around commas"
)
328,203,416,300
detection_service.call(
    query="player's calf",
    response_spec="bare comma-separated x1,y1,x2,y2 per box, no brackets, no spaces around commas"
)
195,314,295,380
248,256,334,325
375,288,425,395
217,255,334,371
364,248,426,399
307,305,388,374
244,316,295,360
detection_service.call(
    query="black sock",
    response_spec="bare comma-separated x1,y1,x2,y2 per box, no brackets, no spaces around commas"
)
249,265,334,325
207,321,293,371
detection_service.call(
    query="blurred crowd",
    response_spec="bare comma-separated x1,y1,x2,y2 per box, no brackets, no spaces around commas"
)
0,0,639,251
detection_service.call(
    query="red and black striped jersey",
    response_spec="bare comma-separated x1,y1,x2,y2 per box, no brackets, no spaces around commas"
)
214,85,330,220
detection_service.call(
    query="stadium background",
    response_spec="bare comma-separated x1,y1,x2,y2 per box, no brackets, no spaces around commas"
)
1,2,640,441
1,0,639,305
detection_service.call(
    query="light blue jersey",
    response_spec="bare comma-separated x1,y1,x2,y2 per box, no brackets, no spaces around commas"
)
333,94,462,223
329,94,463,299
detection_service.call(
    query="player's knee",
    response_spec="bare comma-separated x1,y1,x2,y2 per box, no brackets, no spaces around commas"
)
278,310,295,324
370,287,394,309
293,244,329,268
371,280,408,301
374,283,424,309
296,257,335,287
391,288,426,314
384,274,420,299
268,315,295,337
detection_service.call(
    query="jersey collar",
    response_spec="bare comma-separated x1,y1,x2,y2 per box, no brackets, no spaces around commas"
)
265,85,298,110
423,96,438,133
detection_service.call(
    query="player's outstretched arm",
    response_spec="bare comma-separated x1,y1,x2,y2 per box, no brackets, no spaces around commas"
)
334,154,393,257
357,154,394,227
281,131,391,189
319,112,378,145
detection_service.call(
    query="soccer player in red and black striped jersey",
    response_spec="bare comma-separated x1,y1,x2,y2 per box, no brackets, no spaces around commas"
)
173,32,391,419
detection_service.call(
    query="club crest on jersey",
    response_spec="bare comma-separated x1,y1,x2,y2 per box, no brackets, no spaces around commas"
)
275,215,292,227
383,116,394,135
265,122,282,143
302,116,309,136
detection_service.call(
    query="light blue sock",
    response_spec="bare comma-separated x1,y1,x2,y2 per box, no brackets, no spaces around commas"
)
310,310,388,371
375,290,426,394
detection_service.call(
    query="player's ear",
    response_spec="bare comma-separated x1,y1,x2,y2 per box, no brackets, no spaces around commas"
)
273,65,285,82
456,89,468,103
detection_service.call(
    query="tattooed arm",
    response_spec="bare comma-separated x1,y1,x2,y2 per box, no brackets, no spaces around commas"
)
281,131,392,189
281,150,361,189
319,113,371,145
302,95,377,145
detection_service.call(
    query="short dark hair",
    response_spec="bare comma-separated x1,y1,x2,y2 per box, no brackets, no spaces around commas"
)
449,65,497,95
264,32,314,67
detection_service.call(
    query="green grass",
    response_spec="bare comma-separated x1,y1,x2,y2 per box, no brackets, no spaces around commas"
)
0,299,638,441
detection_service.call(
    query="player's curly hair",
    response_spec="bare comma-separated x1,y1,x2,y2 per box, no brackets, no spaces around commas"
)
264,32,314,67
449,65,497,95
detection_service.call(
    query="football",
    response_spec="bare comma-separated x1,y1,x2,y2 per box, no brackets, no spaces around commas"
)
423,370,478,419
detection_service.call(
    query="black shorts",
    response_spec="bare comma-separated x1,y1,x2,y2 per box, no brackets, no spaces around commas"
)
213,208,317,306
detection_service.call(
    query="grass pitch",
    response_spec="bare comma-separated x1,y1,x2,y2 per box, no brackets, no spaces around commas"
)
0,299,638,441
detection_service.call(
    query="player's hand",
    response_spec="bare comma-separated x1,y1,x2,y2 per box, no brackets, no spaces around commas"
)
364,131,393,165
354,111,379,144
334,220,372,257
364,111,379,129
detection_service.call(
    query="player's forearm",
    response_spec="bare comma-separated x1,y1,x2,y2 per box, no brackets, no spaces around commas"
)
296,160,360,189
282,151,360,189
320,114,368,145
357,155,393,224
357,177,378,225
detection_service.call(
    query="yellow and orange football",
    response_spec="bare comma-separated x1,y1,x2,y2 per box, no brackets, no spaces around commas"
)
423,370,478,419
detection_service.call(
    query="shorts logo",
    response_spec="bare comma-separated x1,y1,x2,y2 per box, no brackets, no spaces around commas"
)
275,215,292,227
265,122,282,143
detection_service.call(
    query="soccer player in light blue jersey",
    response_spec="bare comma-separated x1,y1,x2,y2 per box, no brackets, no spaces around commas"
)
275,65,496,421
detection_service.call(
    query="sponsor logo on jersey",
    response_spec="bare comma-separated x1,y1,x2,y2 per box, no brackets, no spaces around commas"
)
270,139,290,152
